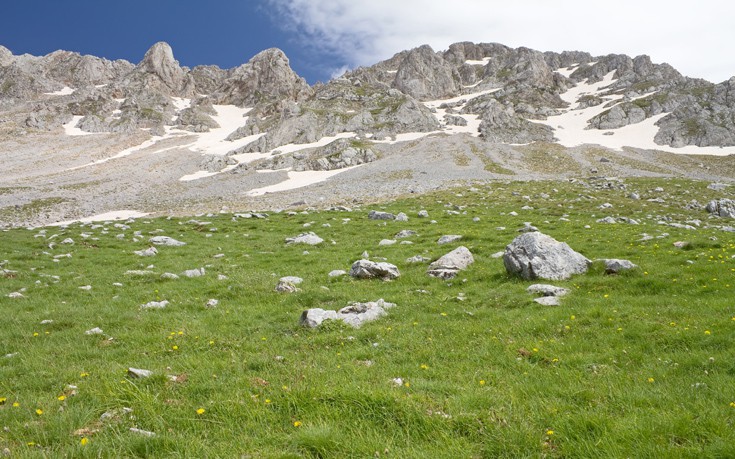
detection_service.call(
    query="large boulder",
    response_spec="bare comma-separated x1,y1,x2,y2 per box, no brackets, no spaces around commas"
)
349,260,400,280
706,199,735,219
503,232,590,280
427,246,474,279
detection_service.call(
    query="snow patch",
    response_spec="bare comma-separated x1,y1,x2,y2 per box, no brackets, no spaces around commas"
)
49,210,148,226
246,167,360,196
45,86,75,96
465,57,491,66
63,116,97,136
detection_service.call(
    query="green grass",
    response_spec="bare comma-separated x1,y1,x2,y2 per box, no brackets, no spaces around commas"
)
1,177,735,457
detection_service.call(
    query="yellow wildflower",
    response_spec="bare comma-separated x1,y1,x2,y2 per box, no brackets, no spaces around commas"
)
293,421,302,427
35,408,43,415
81,437,89,446
196,408,205,415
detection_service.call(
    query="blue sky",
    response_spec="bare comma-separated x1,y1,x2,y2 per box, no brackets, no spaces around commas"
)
2,1,734,84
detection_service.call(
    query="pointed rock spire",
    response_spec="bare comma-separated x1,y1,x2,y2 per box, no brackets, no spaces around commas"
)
136,42,188,93
216,48,312,106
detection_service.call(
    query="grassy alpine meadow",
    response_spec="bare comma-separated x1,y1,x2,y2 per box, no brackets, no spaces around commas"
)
1,176,735,458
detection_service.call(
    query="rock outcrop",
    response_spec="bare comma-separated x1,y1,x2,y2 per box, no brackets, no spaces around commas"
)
503,232,591,280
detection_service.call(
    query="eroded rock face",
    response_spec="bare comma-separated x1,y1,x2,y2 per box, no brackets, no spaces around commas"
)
503,232,590,280
706,199,735,218
215,48,313,107
129,42,194,96
392,45,460,101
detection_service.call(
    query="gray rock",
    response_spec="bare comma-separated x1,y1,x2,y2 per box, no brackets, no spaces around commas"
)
275,281,299,293
129,427,156,437
601,259,639,274
417,210,429,218
437,235,462,245
285,232,324,245
280,276,303,285
160,272,179,280
127,367,153,378
182,268,205,278
300,299,396,328
134,247,158,257
406,255,431,263
349,259,400,280
708,183,729,191
503,232,591,281
706,199,735,218
395,212,409,222
84,327,104,335
368,210,395,220
141,300,169,309
379,239,397,246
205,299,219,308
328,270,347,278
149,236,186,246
534,296,560,306
526,284,570,297
395,230,417,239
427,246,474,279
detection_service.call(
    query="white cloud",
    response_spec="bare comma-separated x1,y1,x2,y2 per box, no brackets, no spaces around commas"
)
270,0,735,82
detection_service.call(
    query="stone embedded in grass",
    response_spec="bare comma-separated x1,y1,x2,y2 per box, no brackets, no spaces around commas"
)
129,427,156,437
300,299,396,328
368,210,395,220
149,236,186,246
125,270,155,276
437,235,462,245
141,300,169,310
160,272,179,280
182,268,205,278
134,247,158,257
504,232,590,281
534,296,561,306
394,230,417,239
8,292,24,298
285,232,324,245
427,246,474,280
275,279,301,293
205,299,219,308
127,368,153,379
706,199,735,218
61,238,74,245
417,210,429,218
406,255,431,264
379,239,397,246
395,212,409,222
217,274,229,280
328,270,347,278
526,284,570,297
349,259,400,280
600,259,638,274
84,327,104,335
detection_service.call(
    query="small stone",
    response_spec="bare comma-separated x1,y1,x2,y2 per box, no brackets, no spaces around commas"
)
349,260,400,280
285,232,324,245
379,239,397,246
406,255,431,263
217,274,228,280
61,238,75,245
534,296,560,306
129,427,156,437
79,285,92,291
160,272,179,280
127,368,153,379
141,300,169,310
149,236,186,246
328,270,347,278
391,377,404,387
395,212,409,222
527,284,570,297
368,210,395,220
85,327,104,335
601,259,638,274
394,230,417,239
205,299,219,308
417,210,429,218
437,235,462,245
40,319,54,325
134,247,158,257
182,268,205,278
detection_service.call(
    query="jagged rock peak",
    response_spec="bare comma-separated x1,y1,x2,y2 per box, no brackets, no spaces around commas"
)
137,41,186,91
0,45,14,65
393,44,460,100
217,47,312,107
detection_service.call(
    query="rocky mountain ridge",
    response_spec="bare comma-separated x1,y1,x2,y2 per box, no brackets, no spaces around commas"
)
1,40,735,227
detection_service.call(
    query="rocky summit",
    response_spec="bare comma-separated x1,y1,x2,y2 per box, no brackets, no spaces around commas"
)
1,41,735,227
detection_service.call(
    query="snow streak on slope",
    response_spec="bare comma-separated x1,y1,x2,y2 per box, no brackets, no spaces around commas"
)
245,167,361,196
540,67,735,155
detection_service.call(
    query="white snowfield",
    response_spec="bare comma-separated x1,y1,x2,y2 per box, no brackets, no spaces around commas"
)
541,67,735,156
245,167,360,196
49,210,148,226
